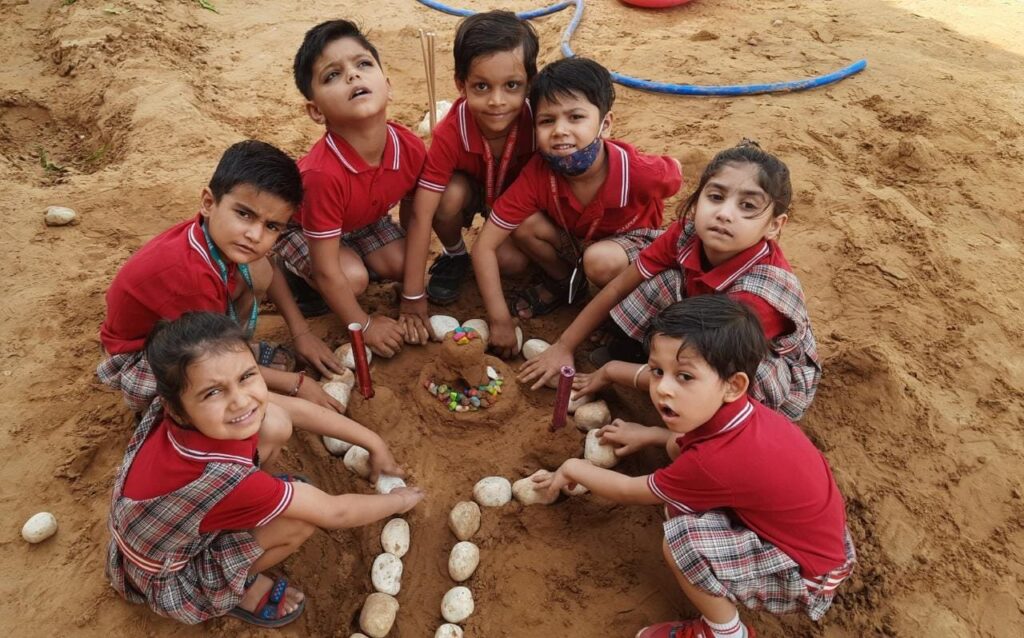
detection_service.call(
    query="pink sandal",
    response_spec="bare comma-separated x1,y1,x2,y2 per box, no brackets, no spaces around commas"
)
636,619,756,638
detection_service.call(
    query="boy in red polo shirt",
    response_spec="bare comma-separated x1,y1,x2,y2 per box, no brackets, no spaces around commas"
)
400,11,540,337
534,296,855,638
276,20,427,357
98,140,344,415
472,56,682,358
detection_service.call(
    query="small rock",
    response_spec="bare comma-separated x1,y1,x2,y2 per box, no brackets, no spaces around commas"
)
522,339,550,361
567,391,594,414
344,445,371,479
448,541,480,581
430,315,461,341
376,475,406,495
327,367,356,389
44,206,76,226
359,592,399,638
584,429,619,469
441,586,474,623
448,501,481,540
371,552,403,595
322,435,352,456
435,624,464,638
513,470,558,505
462,318,489,344
322,381,351,412
574,400,611,431
562,482,589,496
473,476,512,507
21,512,57,543
772,19,783,26
381,518,410,558
335,342,372,370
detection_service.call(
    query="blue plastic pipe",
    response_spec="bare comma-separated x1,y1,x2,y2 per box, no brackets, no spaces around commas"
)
413,0,867,96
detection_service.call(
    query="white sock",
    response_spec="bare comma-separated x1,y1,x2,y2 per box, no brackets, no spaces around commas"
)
704,612,745,638
442,239,467,257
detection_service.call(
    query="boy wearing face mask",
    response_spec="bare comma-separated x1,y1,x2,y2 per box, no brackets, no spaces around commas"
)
471,57,682,358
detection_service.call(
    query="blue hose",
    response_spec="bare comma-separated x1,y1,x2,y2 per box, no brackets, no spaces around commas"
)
413,0,867,96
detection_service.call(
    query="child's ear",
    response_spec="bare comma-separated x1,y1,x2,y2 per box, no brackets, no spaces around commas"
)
305,100,326,126
600,111,614,138
199,187,216,218
765,213,788,242
722,372,750,403
455,76,466,98
386,77,393,103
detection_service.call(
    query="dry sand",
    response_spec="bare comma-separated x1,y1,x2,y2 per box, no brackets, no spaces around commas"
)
2,0,1023,636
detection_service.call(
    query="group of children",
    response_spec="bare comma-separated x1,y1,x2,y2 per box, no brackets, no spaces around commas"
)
97,11,854,637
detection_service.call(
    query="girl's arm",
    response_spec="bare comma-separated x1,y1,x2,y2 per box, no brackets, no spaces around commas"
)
265,258,344,377
533,458,662,505
398,187,443,344
283,482,424,529
262,367,344,413
470,221,519,358
519,264,646,388
574,360,652,396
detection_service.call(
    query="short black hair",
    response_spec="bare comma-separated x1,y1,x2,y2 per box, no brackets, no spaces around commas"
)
529,57,615,118
145,312,251,421
454,10,540,82
645,296,769,384
208,140,303,210
293,20,382,100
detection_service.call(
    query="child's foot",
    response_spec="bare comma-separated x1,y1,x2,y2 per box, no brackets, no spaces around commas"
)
427,253,471,305
636,618,754,638
229,574,305,628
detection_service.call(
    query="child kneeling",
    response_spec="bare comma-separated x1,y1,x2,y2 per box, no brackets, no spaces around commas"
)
106,312,423,627
535,296,854,638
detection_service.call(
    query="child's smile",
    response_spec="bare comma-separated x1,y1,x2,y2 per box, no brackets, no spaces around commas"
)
458,47,528,139
534,91,607,158
175,347,269,441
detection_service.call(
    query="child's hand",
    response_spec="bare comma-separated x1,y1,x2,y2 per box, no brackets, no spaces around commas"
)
364,314,404,358
573,366,611,396
297,376,345,413
367,445,406,484
598,419,659,457
398,296,432,345
292,333,345,378
518,342,573,390
532,460,577,500
389,486,425,514
489,317,520,359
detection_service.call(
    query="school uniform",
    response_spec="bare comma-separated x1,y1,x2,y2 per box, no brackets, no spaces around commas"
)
276,122,427,281
649,397,856,621
490,140,682,263
612,219,821,420
106,402,294,624
416,98,535,222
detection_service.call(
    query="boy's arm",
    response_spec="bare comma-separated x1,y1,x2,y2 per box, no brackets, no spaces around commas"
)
470,221,519,358
265,258,344,377
283,482,424,529
535,458,662,505
519,264,646,388
398,186,443,342
598,419,673,457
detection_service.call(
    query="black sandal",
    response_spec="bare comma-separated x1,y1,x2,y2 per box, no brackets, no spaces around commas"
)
508,273,574,319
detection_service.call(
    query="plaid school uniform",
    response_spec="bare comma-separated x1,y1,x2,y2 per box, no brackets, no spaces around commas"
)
105,401,281,624
611,221,821,421
96,351,158,413
275,214,404,282
664,511,856,621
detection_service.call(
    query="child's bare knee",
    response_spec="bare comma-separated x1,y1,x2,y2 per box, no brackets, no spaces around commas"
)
262,403,293,447
583,244,626,286
342,262,370,295
437,176,472,221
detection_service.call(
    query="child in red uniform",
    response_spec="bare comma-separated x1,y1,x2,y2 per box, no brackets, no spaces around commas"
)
472,56,682,358
107,312,423,627
534,296,855,638
98,140,344,415
521,141,820,420
276,20,427,358
400,11,539,334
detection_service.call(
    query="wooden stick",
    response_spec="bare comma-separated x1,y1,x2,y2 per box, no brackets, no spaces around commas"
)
427,31,437,133
418,29,434,134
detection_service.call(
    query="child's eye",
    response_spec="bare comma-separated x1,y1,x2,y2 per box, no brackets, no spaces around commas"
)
676,373,693,382
324,71,339,82
537,118,553,126
237,210,251,219
649,367,664,378
706,192,724,202
266,222,281,233
473,82,488,92
506,81,522,90
203,388,221,400
358,59,374,68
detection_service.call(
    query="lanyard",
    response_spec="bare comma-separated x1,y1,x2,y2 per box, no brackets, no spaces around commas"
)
547,174,605,262
200,221,258,336
482,123,519,208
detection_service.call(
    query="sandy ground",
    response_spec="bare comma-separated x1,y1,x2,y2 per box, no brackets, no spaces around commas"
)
2,0,1023,636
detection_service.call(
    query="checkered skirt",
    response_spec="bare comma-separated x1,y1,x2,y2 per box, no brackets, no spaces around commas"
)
665,510,856,621
105,400,263,624
96,351,158,413
275,215,405,281
555,226,664,267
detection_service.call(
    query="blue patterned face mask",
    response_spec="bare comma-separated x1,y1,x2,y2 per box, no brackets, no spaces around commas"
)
541,135,603,177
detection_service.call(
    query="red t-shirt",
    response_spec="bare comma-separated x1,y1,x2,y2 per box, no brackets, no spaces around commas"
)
648,398,848,577
417,97,535,201
637,221,793,339
122,414,293,533
490,140,681,238
100,215,235,354
297,122,427,240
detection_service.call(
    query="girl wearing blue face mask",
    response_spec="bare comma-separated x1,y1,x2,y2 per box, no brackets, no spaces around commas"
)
470,57,683,359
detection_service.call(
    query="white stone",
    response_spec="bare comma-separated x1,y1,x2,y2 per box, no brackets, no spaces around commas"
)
44,206,76,226
485,365,498,380
322,381,351,413
327,367,356,389
335,342,372,370
584,429,619,469
516,326,524,352
448,541,480,582
21,512,57,543
429,315,461,341
513,470,558,505
381,518,410,558
461,318,489,344
448,501,481,541
359,592,399,638
417,99,454,136
344,445,371,479
562,482,589,496
375,475,406,495
574,400,612,431
351,634,371,638
441,586,474,623
522,338,550,361
322,435,353,456
371,552,403,595
472,476,512,507
435,624,464,638
567,391,595,414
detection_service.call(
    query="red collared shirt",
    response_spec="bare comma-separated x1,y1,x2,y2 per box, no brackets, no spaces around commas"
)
416,98,535,197
489,140,681,238
100,215,236,354
297,121,427,240
648,398,849,577
122,414,292,533
637,222,793,339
